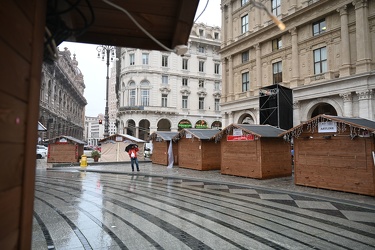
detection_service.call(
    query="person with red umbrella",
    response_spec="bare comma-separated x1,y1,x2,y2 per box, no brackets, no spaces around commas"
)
127,144,139,172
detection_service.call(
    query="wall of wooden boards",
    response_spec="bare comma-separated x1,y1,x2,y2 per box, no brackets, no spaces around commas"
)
47,144,81,163
295,130,375,196
0,0,46,249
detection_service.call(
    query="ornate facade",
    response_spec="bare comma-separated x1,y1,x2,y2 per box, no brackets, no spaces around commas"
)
220,0,374,127
39,47,87,141
117,23,222,140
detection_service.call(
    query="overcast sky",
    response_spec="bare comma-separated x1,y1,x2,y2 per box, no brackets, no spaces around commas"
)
60,0,221,117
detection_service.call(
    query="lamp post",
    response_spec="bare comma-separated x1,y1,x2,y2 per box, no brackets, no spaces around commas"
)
96,45,116,138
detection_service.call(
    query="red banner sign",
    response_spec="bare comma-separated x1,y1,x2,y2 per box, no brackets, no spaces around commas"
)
227,134,255,141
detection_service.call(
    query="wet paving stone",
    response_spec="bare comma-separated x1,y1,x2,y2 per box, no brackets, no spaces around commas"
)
32,168,375,250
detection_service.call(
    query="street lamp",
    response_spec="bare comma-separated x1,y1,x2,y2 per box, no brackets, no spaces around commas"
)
96,45,116,138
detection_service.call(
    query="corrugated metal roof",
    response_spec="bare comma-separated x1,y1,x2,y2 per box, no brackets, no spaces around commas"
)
177,129,221,140
149,131,178,141
233,124,286,137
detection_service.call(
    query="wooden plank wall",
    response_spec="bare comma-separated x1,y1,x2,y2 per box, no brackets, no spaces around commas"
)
201,141,221,170
295,129,375,196
151,140,168,165
260,138,292,179
47,144,79,163
0,0,46,249
178,138,202,170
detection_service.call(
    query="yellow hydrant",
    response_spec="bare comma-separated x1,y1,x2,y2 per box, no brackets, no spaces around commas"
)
80,154,87,167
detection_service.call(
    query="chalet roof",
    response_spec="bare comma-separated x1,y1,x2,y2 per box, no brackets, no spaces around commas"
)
280,114,375,137
149,131,178,141
50,135,86,145
213,124,285,140
99,134,145,143
174,129,220,140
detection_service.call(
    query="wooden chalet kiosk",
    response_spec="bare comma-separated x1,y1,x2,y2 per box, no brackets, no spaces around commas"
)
149,131,178,166
281,115,375,196
99,134,145,162
173,129,221,170
47,136,85,163
214,124,291,179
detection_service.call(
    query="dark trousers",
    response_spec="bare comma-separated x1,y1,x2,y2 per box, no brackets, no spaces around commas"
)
131,157,139,171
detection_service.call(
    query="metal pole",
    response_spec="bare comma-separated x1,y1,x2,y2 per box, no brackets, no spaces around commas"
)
104,49,110,137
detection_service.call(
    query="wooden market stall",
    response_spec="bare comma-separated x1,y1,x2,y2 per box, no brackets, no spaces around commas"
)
173,129,221,170
149,131,179,166
214,124,290,179
281,115,375,196
99,134,146,162
47,136,85,163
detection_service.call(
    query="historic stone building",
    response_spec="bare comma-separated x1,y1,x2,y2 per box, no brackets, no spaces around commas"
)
117,23,222,140
39,47,87,141
220,0,374,127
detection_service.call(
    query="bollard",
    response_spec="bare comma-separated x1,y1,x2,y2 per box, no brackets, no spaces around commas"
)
80,154,87,167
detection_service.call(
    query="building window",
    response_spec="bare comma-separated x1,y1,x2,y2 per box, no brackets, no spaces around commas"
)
199,97,204,110
271,0,281,16
313,19,326,36
182,96,188,109
129,54,135,65
161,94,168,107
242,51,249,63
198,45,205,53
182,78,188,86
129,89,136,106
242,72,249,92
273,61,282,84
214,81,220,91
141,89,149,106
199,61,205,72
272,38,282,51
215,98,220,111
199,80,204,88
241,15,248,34
162,55,168,67
199,29,204,37
142,53,149,65
314,47,327,74
214,32,219,39
241,0,248,6
182,58,188,70
214,63,220,74
162,75,168,85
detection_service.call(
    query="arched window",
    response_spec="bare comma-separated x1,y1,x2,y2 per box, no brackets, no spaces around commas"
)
140,80,150,106
128,81,136,106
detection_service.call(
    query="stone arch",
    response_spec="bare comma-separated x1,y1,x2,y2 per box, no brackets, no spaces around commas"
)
303,98,342,120
139,119,150,140
237,111,257,124
157,118,171,131
126,119,136,136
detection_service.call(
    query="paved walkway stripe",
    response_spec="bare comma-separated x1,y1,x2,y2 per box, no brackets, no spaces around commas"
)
33,211,55,250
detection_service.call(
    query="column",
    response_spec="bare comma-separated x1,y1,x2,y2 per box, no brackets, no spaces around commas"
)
353,0,372,73
228,56,234,100
221,59,227,102
135,126,139,138
254,6,261,30
228,1,233,43
293,101,300,126
229,111,234,124
254,44,262,88
337,5,351,76
339,92,353,117
356,90,373,119
221,4,226,45
289,27,299,87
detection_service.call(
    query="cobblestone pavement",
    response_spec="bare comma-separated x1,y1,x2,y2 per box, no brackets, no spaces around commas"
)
33,159,375,249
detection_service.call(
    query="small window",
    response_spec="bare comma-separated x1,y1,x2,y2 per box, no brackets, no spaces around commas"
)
198,45,205,53
129,89,136,106
313,47,327,74
161,94,168,107
182,78,188,86
241,0,248,6
199,61,205,72
129,54,135,65
162,55,168,67
199,80,204,88
242,51,249,63
241,15,249,34
214,32,219,40
199,97,204,110
214,81,220,91
182,96,188,109
142,53,149,65
272,38,282,51
242,72,249,92
313,19,326,36
272,61,282,84
271,0,281,16
162,75,168,84
214,63,220,74
214,98,220,111
199,29,204,37
182,58,188,70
